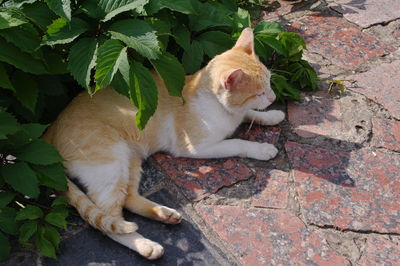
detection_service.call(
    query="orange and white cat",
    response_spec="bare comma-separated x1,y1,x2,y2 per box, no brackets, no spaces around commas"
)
43,28,285,259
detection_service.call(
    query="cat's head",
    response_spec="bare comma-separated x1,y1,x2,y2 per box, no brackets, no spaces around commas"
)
207,28,275,113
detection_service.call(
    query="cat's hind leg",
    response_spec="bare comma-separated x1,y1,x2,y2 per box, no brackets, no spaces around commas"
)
124,157,182,224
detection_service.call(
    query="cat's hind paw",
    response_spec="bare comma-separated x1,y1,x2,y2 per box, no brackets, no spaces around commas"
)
153,206,182,224
135,238,164,260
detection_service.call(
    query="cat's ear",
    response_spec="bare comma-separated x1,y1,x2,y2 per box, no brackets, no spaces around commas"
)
233,28,254,55
223,69,244,90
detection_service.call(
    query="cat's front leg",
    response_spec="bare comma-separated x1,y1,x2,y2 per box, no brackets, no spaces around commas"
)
245,109,285,126
188,139,278,161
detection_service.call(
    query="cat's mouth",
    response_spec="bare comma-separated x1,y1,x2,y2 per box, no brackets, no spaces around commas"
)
256,92,266,97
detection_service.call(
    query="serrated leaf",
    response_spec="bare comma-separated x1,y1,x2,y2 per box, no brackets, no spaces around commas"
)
100,0,149,22
258,35,284,55
5,0,38,8
68,38,97,91
109,19,160,60
0,192,15,208
16,139,63,165
197,31,234,58
45,0,71,21
0,8,27,29
1,162,39,198
0,207,18,235
22,123,48,139
0,37,48,74
95,39,126,91
254,21,283,34
0,231,11,261
21,2,58,31
233,8,250,30
35,226,56,258
19,220,38,243
130,60,158,130
0,63,13,91
45,209,68,229
0,109,20,136
51,196,68,207
159,0,195,14
182,40,203,74
173,25,190,51
151,52,184,97
189,2,232,32
43,226,60,251
111,71,130,98
42,17,88,45
16,205,44,220
0,24,41,57
34,163,67,191
12,71,38,112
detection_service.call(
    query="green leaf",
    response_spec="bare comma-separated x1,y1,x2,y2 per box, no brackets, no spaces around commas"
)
0,109,20,137
45,209,68,229
45,0,71,21
35,226,56,258
0,8,27,29
189,2,232,32
68,38,98,91
42,49,68,74
0,24,42,56
7,123,48,148
271,74,301,101
19,220,38,243
0,192,15,208
0,231,11,261
258,35,284,55
0,63,14,91
12,71,39,112
233,8,250,30
95,39,126,91
0,37,48,74
51,196,68,207
182,40,204,74
109,19,160,60
130,60,158,129
151,52,184,97
21,2,58,31
111,71,130,97
254,21,283,34
21,123,48,140
1,162,39,198
16,205,44,220
173,26,190,51
0,207,18,235
99,0,149,22
42,17,88,45
16,139,63,165
159,0,195,14
254,37,273,62
34,163,67,191
43,226,60,251
197,31,234,58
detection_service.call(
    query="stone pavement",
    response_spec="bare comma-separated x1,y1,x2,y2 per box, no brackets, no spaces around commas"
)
6,0,400,265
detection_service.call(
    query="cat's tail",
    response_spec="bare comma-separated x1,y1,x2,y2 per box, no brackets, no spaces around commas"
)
66,179,137,234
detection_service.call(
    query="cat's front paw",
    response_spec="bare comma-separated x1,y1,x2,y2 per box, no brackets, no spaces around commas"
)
136,238,164,260
260,110,285,126
248,143,278,161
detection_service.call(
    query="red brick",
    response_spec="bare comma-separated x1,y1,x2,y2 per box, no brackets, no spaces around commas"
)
153,153,253,201
351,60,400,119
288,91,342,138
290,15,391,69
197,205,349,265
251,169,289,209
285,141,400,233
330,0,400,28
359,236,400,266
372,118,400,152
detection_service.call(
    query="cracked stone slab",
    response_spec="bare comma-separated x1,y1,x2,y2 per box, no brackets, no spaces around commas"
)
359,236,400,265
251,169,290,209
261,0,306,20
288,91,371,143
153,154,253,201
371,118,400,152
153,125,280,201
44,189,231,265
290,15,392,69
196,205,349,265
329,0,400,28
350,60,400,119
285,141,400,234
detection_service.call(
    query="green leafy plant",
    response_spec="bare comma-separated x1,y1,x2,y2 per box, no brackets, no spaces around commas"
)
0,0,319,260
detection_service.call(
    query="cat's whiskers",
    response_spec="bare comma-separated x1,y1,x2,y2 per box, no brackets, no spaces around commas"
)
246,118,255,134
